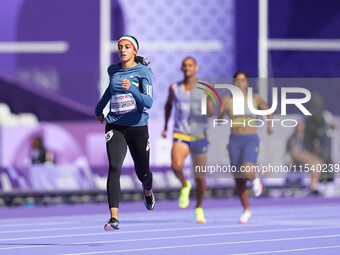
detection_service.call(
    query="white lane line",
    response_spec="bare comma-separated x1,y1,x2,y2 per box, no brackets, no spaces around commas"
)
0,209,227,224
0,210,203,224
0,210,188,223
1,225,340,251
0,219,201,234
56,234,340,255
0,207,235,223
0,223,272,242
1,203,339,223
272,219,340,227
2,214,340,235
229,245,340,255
1,210,339,230
0,213,201,228
1,206,339,225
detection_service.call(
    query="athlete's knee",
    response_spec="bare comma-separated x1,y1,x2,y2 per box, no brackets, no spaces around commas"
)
172,159,184,172
108,163,122,177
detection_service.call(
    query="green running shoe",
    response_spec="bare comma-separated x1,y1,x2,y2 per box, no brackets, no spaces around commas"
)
178,180,191,208
195,207,207,223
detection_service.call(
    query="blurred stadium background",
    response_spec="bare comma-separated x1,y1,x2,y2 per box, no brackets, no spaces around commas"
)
1,0,340,207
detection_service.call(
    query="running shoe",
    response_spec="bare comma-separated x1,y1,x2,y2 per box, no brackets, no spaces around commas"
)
104,217,119,231
179,180,192,208
195,207,207,223
144,191,155,210
252,177,263,197
239,209,252,224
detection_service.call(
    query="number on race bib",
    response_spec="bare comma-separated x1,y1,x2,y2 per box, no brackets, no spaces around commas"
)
111,93,137,114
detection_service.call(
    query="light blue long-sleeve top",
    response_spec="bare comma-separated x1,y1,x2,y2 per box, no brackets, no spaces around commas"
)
95,62,153,126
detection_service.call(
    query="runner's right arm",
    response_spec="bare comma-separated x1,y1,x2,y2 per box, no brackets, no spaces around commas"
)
162,83,175,138
95,86,111,123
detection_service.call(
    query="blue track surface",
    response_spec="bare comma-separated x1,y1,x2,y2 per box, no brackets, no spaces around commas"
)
1,197,340,255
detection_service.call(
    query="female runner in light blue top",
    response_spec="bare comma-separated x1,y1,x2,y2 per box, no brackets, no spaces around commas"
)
95,35,155,231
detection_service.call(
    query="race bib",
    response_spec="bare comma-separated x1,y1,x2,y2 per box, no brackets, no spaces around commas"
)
111,93,137,114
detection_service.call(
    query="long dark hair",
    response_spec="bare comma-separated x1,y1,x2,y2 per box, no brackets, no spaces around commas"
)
135,55,150,67
127,35,150,67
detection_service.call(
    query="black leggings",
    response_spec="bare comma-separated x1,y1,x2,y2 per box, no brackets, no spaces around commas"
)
105,123,153,208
